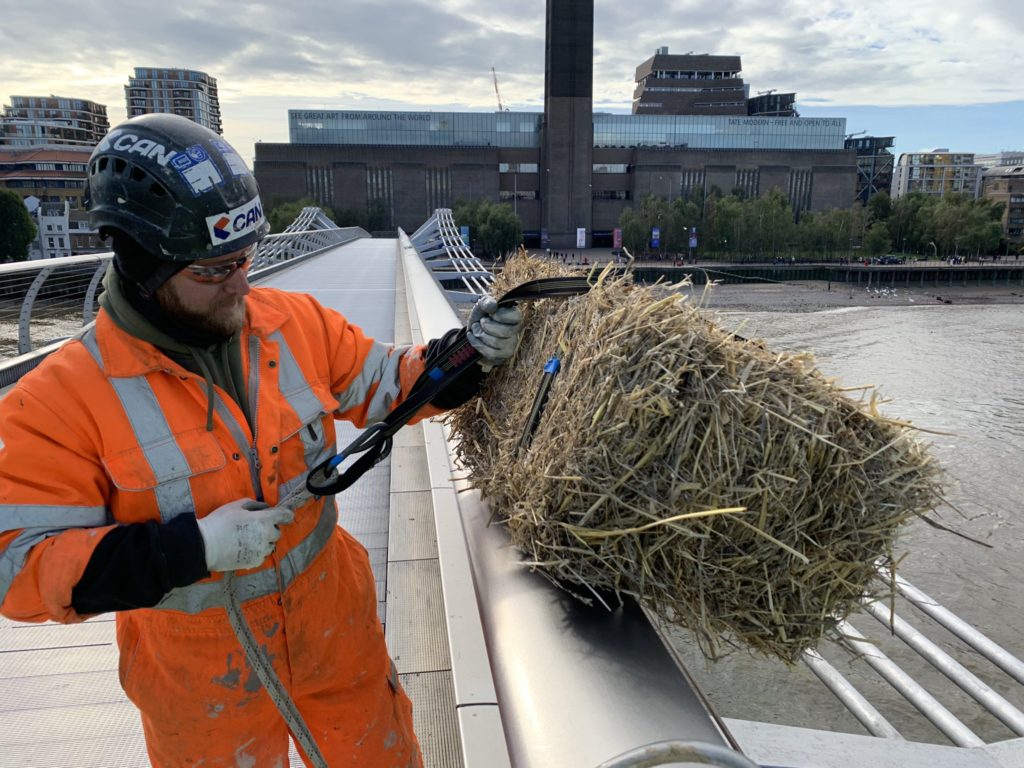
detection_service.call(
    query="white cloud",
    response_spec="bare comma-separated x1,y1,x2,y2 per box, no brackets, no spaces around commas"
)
0,0,1020,155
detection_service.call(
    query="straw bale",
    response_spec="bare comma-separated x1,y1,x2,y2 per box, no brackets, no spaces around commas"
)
448,255,943,662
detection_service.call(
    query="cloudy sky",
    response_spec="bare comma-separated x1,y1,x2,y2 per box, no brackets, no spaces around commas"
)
2,0,1021,162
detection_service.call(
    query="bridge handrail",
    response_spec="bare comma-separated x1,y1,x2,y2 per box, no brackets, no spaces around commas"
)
408,208,495,305
398,228,739,767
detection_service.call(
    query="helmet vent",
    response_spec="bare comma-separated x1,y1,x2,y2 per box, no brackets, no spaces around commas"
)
98,157,108,172
113,158,127,174
129,166,146,182
149,182,168,197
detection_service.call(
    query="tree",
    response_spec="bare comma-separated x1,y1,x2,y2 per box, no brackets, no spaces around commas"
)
749,188,794,258
618,207,648,255
667,197,701,254
708,195,744,256
866,191,892,224
266,197,323,233
0,190,36,262
863,222,891,255
332,207,368,229
453,199,521,258
637,194,671,254
476,203,522,258
365,198,392,232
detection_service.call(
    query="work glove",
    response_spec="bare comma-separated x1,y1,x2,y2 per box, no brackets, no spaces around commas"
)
466,296,523,370
196,498,294,572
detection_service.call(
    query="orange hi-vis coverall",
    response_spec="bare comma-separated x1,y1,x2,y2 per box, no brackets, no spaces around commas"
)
0,286,442,766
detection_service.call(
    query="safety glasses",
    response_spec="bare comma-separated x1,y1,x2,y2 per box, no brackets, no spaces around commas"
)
184,245,257,283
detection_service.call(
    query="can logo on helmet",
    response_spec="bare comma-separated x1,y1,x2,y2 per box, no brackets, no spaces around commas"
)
206,196,265,245
97,129,179,167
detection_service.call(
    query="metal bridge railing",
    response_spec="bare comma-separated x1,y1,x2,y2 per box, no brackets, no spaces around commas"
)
0,207,366,388
407,208,495,304
803,570,1024,748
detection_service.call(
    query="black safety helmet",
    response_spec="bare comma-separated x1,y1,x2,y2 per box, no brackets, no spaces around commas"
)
85,114,269,280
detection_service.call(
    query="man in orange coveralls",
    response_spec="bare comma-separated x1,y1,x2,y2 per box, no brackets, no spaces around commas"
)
0,113,521,767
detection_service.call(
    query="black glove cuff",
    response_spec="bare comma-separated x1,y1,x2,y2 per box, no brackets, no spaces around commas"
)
421,327,488,409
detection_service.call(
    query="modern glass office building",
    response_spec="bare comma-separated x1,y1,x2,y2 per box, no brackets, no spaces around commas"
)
290,111,543,148
287,110,845,152
592,115,844,150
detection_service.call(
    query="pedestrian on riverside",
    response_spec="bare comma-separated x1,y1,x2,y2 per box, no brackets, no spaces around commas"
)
0,114,522,767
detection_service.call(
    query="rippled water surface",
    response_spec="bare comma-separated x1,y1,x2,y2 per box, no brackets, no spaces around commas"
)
665,304,1024,745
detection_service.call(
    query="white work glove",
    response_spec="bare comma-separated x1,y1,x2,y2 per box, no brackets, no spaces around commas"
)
466,296,523,370
197,498,294,572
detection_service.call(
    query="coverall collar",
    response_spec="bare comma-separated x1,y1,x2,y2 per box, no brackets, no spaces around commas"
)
94,266,288,378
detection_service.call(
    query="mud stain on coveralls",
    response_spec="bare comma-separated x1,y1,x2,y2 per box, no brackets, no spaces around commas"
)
212,653,243,690
233,738,257,768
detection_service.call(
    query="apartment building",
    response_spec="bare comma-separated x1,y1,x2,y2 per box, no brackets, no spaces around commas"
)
124,67,222,133
981,165,1024,246
1,95,109,146
892,151,980,199
0,145,93,208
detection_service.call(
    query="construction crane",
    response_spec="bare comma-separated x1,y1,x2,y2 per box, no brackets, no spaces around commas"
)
491,67,509,112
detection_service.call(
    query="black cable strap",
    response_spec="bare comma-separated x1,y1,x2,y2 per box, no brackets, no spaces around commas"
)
306,276,594,497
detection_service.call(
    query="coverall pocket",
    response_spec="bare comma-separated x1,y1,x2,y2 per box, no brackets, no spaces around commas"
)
102,428,226,491
282,408,329,468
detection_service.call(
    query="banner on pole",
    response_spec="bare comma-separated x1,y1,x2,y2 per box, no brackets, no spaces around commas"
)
612,228,622,249
576,227,586,249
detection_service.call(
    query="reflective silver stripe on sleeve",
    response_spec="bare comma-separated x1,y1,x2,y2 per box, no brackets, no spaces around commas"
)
155,500,338,614
0,527,73,606
107,376,196,523
333,342,410,423
0,504,108,530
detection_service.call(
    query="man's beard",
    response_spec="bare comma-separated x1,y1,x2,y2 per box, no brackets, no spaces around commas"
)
155,284,247,343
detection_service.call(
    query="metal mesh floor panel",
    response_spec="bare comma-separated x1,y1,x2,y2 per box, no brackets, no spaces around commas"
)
0,619,114,653
0,643,117,680
390,491,439,562
392,421,425,449
402,671,464,768
0,701,148,768
385,560,450,674
1,669,127,711
262,239,398,342
391,445,431,494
